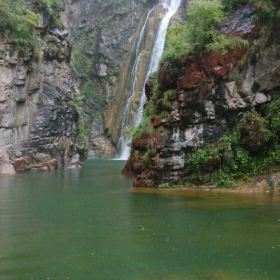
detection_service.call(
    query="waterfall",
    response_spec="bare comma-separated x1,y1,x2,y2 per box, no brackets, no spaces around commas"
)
116,9,154,160
117,0,182,160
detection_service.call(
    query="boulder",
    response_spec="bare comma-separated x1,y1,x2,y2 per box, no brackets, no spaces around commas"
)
221,5,259,38
13,158,29,173
267,173,280,191
49,28,69,39
0,155,16,175
224,81,247,110
145,79,153,100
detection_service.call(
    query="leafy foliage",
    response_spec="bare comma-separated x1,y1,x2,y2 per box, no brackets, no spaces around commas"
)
80,80,104,129
34,0,61,10
0,0,62,53
162,0,248,63
187,100,280,187
238,111,272,153
265,98,280,137
70,29,96,79
126,76,159,138
162,0,278,63
0,0,39,50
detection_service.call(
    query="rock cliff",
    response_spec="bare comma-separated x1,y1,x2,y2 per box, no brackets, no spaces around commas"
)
0,4,86,174
0,0,173,174
124,3,280,188
62,0,159,158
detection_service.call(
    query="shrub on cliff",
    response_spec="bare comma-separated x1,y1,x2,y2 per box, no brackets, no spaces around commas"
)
0,0,62,53
265,99,280,138
0,0,38,49
185,0,229,53
187,99,280,187
162,0,247,63
237,111,272,153
35,0,61,10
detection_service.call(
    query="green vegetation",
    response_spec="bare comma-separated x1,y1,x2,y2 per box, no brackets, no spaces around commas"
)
0,0,39,51
126,105,155,139
162,0,248,63
71,80,104,139
187,100,280,187
70,28,96,79
127,76,159,138
162,0,280,64
34,0,61,10
224,0,280,24
224,0,278,13
81,80,103,124
133,0,280,188
159,0,280,187
0,0,62,54
69,27,104,128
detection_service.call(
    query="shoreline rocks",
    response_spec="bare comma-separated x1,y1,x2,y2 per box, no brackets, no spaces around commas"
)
124,4,280,188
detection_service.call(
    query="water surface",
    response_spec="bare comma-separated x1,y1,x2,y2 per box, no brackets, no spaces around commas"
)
0,160,280,280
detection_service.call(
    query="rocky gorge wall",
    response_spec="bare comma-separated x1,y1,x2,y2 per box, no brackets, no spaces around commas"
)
0,0,178,174
62,0,161,158
0,7,87,174
124,3,280,188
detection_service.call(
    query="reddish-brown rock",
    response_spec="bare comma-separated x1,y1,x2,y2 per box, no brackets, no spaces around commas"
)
177,47,247,90
131,133,152,150
31,159,58,172
13,158,29,173
151,116,162,128
202,48,247,78
133,170,159,187
123,4,280,189
158,62,180,92
122,155,146,177
177,61,211,89
145,80,153,100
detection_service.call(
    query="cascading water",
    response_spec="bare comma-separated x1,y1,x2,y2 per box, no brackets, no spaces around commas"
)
116,9,154,160
117,0,182,160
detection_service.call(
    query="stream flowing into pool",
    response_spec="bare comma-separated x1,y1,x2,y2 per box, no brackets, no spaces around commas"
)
117,0,182,159
0,160,280,280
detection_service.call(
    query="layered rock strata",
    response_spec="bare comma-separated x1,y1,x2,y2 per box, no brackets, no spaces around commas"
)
124,5,280,187
63,0,185,158
0,15,86,174
62,0,157,157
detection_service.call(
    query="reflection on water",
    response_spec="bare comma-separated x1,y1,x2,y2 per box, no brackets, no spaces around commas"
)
0,160,280,280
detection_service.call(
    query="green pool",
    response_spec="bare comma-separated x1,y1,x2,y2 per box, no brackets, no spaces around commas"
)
0,160,280,280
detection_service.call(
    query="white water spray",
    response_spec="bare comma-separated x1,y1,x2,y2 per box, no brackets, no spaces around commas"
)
116,9,154,160
117,0,182,160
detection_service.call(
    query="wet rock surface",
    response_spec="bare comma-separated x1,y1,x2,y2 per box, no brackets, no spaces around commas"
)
62,0,156,156
267,173,280,192
221,5,259,37
0,14,86,174
124,5,280,187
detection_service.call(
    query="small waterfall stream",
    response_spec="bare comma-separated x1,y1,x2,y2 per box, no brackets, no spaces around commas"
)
116,9,154,160
117,0,182,160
